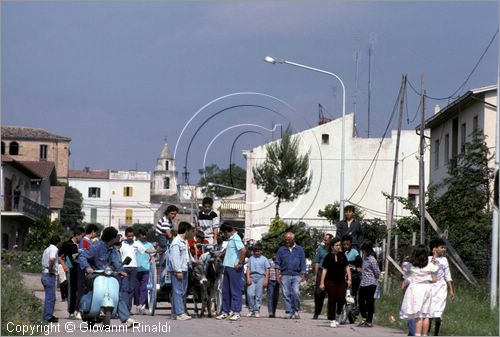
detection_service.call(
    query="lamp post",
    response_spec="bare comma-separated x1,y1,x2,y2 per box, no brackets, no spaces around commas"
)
207,182,246,194
264,56,346,220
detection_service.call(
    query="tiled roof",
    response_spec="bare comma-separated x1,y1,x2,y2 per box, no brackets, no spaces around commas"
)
1,126,71,141
50,186,66,209
20,161,56,179
69,169,109,179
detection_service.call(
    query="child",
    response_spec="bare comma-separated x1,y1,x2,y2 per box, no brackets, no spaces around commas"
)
135,228,157,314
358,239,380,327
245,243,270,317
267,248,280,318
400,244,438,336
428,238,454,336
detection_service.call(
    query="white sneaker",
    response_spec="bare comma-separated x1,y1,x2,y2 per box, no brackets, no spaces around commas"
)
175,314,192,321
247,312,255,317
254,312,260,318
216,313,229,320
330,320,338,328
293,312,301,319
229,313,241,321
126,318,139,328
74,312,82,320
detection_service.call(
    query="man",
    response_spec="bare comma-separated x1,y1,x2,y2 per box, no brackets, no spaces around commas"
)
169,221,194,321
312,233,333,319
41,236,60,323
342,235,362,305
13,185,21,209
80,224,98,250
196,197,219,244
79,227,138,328
216,223,246,321
336,205,363,249
188,230,209,261
275,232,306,319
58,227,85,320
428,238,455,336
156,205,178,250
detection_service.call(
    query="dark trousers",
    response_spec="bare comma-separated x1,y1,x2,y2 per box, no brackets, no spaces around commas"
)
59,280,68,300
135,271,149,306
314,269,326,316
124,267,137,310
222,267,243,314
325,281,346,321
358,285,377,323
67,267,79,314
267,280,280,316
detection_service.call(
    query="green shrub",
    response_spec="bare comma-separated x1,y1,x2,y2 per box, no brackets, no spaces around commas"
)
1,250,42,273
1,265,43,335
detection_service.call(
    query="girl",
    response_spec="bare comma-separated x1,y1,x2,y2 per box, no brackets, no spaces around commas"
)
358,239,380,327
319,237,351,328
400,244,438,336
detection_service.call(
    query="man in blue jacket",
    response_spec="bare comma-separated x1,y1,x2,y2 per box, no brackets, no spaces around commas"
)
275,232,306,319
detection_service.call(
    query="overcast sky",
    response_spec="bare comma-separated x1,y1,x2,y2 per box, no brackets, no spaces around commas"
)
2,1,498,183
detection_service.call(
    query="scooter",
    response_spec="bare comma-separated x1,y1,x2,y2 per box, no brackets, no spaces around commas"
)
79,256,131,326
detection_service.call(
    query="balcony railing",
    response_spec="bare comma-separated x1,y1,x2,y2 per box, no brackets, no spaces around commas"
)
1,195,51,220
220,201,246,219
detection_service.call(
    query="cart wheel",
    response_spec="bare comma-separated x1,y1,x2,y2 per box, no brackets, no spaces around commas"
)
147,259,157,316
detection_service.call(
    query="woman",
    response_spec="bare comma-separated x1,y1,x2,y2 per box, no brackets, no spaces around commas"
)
319,237,351,328
358,239,381,327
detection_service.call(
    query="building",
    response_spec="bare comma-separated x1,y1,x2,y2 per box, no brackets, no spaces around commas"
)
151,143,178,203
69,169,154,231
244,113,428,240
1,155,55,249
425,85,497,192
1,126,71,183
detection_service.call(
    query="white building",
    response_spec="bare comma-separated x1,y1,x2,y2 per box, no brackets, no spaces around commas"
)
151,143,178,203
244,113,428,240
425,85,497,193
69,169,154,231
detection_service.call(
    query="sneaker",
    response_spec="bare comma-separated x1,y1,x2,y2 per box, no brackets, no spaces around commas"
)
293,312,301,319
176,314,192,321
126,318,139,328
254,312,260,318
269,314,275,318
312,314,319,319
47,316,59,323
285,313,294,319
68,314,76,320
330,320,338,328
216,313,229,320
246,312,255,317
74,312,82,320
364,322,373,327
358,319,367,327
229,313,241,321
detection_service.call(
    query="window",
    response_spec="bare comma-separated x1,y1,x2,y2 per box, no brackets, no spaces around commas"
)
125,209,133,225
165,160,169,171
461,123,466,152
9,142,19,155
321,134,329,144
90,208,97,223
163,177,170,189
444,134,450,164
88,187,101,198
408,185,420,209
1,142,4,155
40,145,48,160
434,139,440,170
452,118,458,159
473,115,479,132
123,186,133,197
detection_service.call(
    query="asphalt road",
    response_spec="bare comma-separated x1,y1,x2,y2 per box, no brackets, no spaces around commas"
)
21,273,405,337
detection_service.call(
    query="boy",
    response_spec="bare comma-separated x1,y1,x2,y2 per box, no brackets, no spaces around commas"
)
197,197,219,244
246,243,270,317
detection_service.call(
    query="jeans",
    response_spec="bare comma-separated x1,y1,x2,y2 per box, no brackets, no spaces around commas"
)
281,275,301,314
41,273,56,320
222,267,243,314
407,319,416,336
267,280,280,315
135,271,149,306
246,275,264,313
170,271,188,316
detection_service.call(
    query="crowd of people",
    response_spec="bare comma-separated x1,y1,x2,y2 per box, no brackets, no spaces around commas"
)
40,203,454,335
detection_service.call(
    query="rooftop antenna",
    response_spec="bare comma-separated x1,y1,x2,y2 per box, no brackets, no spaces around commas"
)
353,33,362,117
367,32,378,138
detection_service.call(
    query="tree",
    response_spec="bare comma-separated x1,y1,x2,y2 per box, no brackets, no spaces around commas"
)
252,126,311,218
25,217,67,251
318,201,364,224
198,164,246,197
60,185,84,231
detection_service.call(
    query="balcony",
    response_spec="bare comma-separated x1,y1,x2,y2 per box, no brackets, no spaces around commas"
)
1,195,51,220
219,201,246,220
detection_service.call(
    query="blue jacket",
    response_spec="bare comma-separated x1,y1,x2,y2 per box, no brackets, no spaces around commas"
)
275,244,306,276
78,240,123,272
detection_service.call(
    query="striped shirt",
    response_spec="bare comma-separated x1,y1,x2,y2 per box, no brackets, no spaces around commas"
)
156,216,173,236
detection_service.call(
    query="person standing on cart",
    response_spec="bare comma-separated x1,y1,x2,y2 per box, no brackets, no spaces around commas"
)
197,197,219,245
156,205,178,250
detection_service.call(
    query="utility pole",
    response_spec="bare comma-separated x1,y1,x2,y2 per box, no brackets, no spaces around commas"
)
367,46,372,137
419,75,426,244
384,75,406,293
108,198,112,227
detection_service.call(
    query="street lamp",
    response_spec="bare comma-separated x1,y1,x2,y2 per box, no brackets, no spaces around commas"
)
264,56,346,220
207,182,246,194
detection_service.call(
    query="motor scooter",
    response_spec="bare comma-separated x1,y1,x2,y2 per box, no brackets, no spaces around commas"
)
79,256,131,326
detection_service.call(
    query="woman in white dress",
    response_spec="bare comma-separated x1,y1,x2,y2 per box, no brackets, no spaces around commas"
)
400,244,438,336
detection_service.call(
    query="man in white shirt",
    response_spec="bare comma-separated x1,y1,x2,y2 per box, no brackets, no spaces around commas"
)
41,236,61,323
120,227,147,312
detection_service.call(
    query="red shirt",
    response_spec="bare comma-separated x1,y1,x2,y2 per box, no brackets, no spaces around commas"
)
188,238,209,259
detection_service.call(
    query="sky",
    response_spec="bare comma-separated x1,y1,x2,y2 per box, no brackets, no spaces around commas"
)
2,1,498,184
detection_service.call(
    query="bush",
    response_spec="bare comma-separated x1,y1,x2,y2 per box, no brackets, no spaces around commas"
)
1,250,42,273
1,265,43,335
